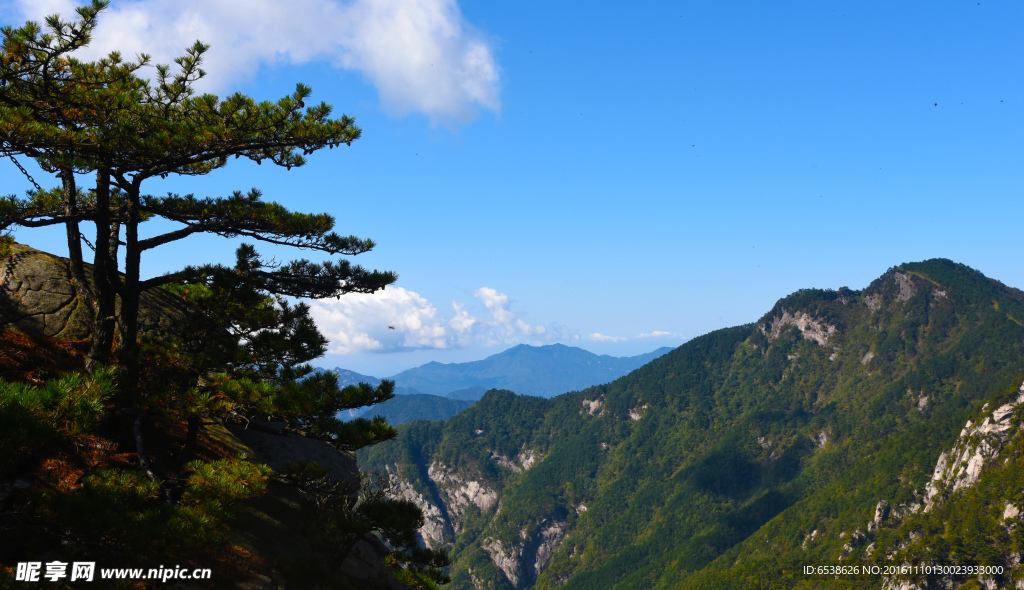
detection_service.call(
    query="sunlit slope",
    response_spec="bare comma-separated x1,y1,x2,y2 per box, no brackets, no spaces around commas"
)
361,259,1024,589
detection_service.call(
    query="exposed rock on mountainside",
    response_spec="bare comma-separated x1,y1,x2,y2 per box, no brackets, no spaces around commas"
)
761,310,837,346
388,465,448,549
482,537,522,586
490,448,541,473
854,380,1024,589
429,462,499,533
478,519,568,589
924,384,1024,511
531,521,567,578
894,271,917,303
0,242,188,340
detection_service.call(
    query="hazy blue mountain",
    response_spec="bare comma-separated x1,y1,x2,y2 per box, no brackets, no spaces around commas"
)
395,386,427,396
314,367,421,396
359,394,475,425
387,344,674,398
327,345,672,422
446,386,488,401
326,367,380,388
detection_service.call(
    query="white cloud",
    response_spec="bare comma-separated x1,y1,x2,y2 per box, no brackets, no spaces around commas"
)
308,286,449,354
9,0,499,124
447,301,477,333
309,285,570,354
589,332,627,343
636,330,682,339
305,283,683,355
475,286,514,325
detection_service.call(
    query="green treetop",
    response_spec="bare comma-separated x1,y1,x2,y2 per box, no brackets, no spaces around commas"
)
0,0,393,394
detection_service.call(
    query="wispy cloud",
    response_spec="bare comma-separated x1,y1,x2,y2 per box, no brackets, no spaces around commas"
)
9,0,500,124
308,286,575,354
587,330,683,343
588,333,627,343
637,330,681,338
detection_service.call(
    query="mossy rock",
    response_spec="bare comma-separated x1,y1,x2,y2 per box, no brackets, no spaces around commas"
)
0,242,190,340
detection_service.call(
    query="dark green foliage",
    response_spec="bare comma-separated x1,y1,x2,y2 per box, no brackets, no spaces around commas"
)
0,370,271,552
149,242,398,452
0,366,115,443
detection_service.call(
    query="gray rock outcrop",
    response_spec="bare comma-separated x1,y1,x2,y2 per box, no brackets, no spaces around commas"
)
206,422,410,589
0,242,189,340
924,381,1024,512
760,310,837,346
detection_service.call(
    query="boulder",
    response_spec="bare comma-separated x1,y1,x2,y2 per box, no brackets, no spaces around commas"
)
0,242,189,340
204,422,411,589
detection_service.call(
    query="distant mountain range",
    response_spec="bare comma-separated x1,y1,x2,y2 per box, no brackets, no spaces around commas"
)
386,343,674,398
359,394,476,425
445,386,488,401
329,368,380,388
322,344,674,424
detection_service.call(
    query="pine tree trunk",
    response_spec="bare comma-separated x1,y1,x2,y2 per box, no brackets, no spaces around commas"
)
61,169,95,309
118,187,143,394
86,169,119,373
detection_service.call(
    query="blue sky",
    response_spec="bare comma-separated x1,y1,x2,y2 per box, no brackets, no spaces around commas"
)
2,0,1021,377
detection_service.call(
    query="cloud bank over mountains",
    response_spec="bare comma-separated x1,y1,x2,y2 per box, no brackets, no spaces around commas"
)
309,286,682,355
309,286,572,354
589,330,683,344
10,0,500,124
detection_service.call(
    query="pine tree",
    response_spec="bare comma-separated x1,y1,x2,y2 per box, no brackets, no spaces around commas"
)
0,5,446,586
0,1,394,393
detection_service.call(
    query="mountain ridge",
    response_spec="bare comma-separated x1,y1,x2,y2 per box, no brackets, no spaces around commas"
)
327,344,674,423
360,258,1024,589
385,343,674,398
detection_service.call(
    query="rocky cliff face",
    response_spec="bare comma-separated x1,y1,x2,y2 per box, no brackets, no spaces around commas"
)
379,437,560,589
388,465,449,549
923,388,1023,511
428,462,500,533
851,379,1024,590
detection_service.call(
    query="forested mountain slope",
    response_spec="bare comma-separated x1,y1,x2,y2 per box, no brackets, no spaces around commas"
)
359,259,1024,589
